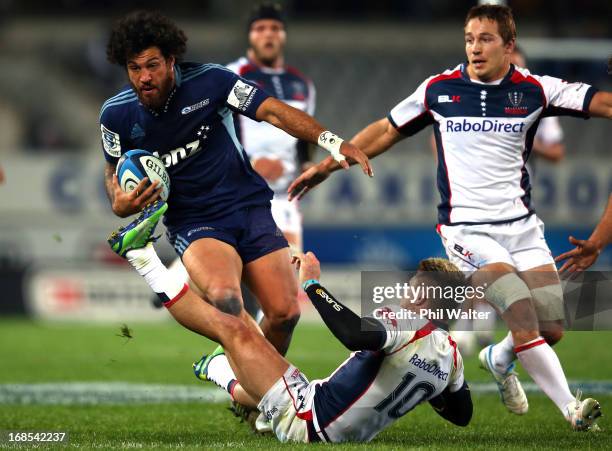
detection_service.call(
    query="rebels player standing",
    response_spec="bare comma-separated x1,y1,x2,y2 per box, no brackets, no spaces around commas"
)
228,3,315,252
289,4,611,430
100,11,372,356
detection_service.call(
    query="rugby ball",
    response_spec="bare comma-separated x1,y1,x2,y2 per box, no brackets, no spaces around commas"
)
116,149,170,201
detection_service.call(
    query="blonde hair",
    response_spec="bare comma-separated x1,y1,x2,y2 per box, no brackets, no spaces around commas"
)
417,258,467,311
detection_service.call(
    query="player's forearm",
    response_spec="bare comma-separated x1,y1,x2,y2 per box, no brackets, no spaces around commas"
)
104,163,117,205
350,118,395,157
428,382,473,427
323,118,399,174
589,91,612,119
589,194,612,250
257,97,325,144
304,283,387,351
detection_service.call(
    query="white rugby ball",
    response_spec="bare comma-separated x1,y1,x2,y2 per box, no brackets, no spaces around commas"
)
116,149,170,201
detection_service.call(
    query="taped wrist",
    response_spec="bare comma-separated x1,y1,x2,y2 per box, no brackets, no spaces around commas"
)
317,131,345,163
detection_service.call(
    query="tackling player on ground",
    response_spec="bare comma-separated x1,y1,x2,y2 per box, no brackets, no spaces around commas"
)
100,11,372,356
108,201,475,443
288,4,611,429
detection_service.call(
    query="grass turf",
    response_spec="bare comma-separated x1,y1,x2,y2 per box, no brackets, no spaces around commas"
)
0,319,610,449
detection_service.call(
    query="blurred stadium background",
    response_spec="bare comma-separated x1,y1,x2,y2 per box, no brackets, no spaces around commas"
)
0,0,611,448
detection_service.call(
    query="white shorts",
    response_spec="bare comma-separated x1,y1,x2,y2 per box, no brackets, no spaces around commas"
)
257,365,316,443
438,214,554,275
270,198,302,236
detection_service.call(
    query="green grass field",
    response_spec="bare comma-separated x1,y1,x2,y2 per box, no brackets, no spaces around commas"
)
0,319,610,449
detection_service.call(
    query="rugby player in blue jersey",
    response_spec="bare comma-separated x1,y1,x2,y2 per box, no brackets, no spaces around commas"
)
100,10,372,356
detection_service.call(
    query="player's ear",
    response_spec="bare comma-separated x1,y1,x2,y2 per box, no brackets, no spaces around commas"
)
505,38,515,55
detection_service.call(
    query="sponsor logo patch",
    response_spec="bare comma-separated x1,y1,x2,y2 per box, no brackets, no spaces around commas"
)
409,353,449,381
315,288,343,312
187,226,216,237
445,118,526,133
101,124,121,157
453,243,473,260
227,80,257,111
181,98,210,115
265,406,279,420
505,91,528,115
438,95,461,103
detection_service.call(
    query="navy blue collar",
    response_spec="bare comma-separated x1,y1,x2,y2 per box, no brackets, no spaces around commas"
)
461,63,516,86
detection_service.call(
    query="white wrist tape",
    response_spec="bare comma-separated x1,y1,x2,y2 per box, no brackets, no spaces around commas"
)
318,131,345,163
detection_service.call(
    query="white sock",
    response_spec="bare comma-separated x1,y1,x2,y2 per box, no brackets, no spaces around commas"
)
126,244,186,307
490,331,515,373
515,337,575,419
207,354,238,396
167,257,189,284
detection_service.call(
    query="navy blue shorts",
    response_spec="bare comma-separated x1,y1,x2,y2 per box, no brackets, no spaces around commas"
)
165,205,288,264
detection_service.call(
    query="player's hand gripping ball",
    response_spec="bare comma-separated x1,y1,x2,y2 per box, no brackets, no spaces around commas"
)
116,149,170,201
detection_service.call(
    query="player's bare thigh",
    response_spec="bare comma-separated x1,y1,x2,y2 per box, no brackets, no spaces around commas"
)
471,262,539,341
518,263,564,343
244,246,299,319
182,237,244,314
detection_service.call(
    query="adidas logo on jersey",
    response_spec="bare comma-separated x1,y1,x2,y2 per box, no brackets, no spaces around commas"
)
445,118,526,133
130,123,146,139
409,353,449,381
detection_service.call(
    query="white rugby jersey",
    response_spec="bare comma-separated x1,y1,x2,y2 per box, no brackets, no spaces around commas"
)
227,57,316,196
309,317,464,442
388,64,597,225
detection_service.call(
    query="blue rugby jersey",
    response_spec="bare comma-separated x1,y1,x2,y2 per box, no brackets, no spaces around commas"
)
99,62,274,227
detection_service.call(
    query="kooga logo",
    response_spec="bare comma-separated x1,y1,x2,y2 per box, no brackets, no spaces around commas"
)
445,118,526,133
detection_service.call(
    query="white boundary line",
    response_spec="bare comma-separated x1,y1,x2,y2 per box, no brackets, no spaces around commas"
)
1,381,612,405
0,383,228,405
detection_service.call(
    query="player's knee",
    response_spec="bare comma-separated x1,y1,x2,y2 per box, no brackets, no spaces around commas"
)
206,285,243,317
541,328,564,346
511,329,540,346
222,315,254,345
268,307,301,334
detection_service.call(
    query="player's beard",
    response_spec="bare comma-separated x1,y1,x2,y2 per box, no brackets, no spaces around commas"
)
134,75,174,111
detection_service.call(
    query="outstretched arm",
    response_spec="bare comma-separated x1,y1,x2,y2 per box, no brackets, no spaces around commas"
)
588,91,612,119
319,117,405,174
293,252,387,351
255,97,372,176
428,381,473,426
288,118,403,200
556,193,612,272
305,283,387,351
